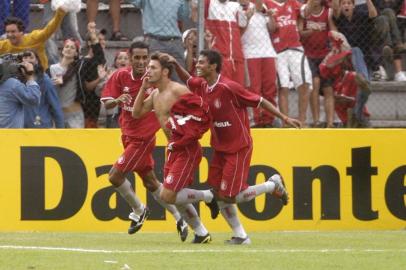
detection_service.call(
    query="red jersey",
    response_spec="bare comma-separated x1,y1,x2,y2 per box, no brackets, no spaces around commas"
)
302,7,330,59
101,67,160,139
187,75,261,153
265,0,303,53
204,0,245,61
166,93,211,151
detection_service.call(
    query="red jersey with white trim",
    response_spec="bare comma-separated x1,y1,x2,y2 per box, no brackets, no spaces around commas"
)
166,93,211,151
204,0,245,61
265,0,303,53
301,6,330,59
100,67,160,138
187,75,261,153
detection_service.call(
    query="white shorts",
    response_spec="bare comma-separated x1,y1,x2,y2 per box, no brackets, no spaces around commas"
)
276,49,312,89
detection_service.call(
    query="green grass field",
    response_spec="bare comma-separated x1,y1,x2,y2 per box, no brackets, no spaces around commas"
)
0,231,405,270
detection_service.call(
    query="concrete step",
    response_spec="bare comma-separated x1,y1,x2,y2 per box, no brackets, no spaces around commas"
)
287,81,406,127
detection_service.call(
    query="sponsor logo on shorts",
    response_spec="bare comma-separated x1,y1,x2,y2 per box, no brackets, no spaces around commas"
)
118,155,125,164
220,179,227,191
165,174,174,184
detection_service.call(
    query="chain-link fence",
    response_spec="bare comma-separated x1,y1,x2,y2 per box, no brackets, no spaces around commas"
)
1,0,406,128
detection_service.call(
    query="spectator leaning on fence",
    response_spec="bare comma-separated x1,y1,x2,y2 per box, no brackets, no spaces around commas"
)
128,0,190,82
299,0,335,128
78,23,107,128
240,0,278,128
204,0,248,86
265,0,313,127
0,8,66,70
49,38,84,128
331,0,379,79
182,28,215,76
331,0,374,92
0,59,40,128
319,31,371,127
22,49,64,129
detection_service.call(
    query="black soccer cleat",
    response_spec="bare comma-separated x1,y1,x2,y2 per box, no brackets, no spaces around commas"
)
205,190,219,219
191,233,212,244
128,207,150,235
176,218,189,242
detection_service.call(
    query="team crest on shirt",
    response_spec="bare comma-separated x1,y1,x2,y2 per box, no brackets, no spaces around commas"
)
220,180,227,191
214,98,221,109
165,174,174,184
118,155,125,164
123,86,130,93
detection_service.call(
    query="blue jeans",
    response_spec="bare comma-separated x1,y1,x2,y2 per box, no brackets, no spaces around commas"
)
42,3,82,66
351,47,370,122
0,0,30,35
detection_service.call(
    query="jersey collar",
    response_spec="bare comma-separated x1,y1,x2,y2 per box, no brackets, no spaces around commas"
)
208,74,221,93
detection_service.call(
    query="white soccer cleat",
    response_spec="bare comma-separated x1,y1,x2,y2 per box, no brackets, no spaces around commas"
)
224,236,251,245
268,174,289,205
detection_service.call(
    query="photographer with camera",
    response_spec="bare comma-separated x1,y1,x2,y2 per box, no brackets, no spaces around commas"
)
0,57,40,128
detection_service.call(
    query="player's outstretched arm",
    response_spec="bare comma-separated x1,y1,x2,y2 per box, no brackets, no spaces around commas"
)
132,77,154,119
161,53,191,83
260,98,302,128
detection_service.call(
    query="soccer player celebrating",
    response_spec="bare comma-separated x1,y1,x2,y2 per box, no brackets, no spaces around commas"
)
132,52,219,243
100,42,189,241
170,49,301,244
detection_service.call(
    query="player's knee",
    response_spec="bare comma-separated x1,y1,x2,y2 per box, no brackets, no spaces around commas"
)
160,189,176,204
218,194,236,204
108,168,124,187
139,171,159,192
141,179,156,192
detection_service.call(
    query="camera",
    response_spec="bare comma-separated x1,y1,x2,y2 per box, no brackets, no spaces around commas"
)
0,52,33,84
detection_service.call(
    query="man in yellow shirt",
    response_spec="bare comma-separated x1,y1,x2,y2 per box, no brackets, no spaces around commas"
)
0,8,66,70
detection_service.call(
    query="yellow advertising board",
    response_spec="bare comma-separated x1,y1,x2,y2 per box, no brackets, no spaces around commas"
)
0,129,405,232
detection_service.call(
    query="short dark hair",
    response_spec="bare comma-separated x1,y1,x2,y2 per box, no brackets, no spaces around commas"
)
4,16,25,32
150,52,173,77
129,41,149,54
200,49,222,73
22,49,44,75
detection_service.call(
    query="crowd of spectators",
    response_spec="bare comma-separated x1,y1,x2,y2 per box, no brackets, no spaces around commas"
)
0,0,405,129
